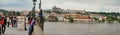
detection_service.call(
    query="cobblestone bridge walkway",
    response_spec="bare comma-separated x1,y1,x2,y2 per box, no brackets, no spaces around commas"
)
3,24,29,35
4,27,28,35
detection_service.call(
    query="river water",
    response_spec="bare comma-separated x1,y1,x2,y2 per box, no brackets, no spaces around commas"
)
44,22,120,35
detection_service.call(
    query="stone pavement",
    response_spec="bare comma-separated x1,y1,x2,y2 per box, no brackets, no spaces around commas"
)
4,27,28,35
2,23,29,35
33,24,44,35
3,23,43,35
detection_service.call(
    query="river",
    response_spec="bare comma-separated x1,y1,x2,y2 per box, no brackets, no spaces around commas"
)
44,22,120,35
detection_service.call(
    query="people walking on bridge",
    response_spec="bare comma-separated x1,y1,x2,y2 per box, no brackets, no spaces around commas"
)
7,17,10,27
0,17,6,34
4,16,7,28
0,16,2,35
28,17,35,35
13,16,17,28
28,16,33,24
10,16,14,27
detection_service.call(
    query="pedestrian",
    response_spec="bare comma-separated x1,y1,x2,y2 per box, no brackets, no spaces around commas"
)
7,17,10,27
28,16,32,24
0,17,6,34
11,16,14,27
4,16,7,26
13,17,17,28
28,18,35,35
0,16,2,35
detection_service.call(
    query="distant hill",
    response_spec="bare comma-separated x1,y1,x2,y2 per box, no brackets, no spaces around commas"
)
0,9,21,16
0,9,11,16
0,9,9,14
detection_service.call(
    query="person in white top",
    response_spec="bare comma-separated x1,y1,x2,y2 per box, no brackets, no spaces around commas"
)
7,17,11,27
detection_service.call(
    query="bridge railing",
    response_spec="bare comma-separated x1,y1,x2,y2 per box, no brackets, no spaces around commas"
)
33,17,44,35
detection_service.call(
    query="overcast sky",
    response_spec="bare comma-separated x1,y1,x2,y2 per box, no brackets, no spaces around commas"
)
0,0,120,12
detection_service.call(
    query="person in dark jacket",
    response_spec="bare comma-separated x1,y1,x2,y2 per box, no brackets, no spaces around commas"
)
10,16,14,27
0,17,6,34
13,17,17,28
28,18,35,35
0,17,2,35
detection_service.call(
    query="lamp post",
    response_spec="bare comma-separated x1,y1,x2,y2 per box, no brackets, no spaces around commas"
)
39,0,44,31
32,0,37,17
39,0,41,10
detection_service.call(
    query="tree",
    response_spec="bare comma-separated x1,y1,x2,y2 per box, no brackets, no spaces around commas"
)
106,15,116,23
76,12,81,14
93,17,98,21
55,16,58,22
117,18,120,23
16,12,21,16
68,16,74,23
101,19,105,23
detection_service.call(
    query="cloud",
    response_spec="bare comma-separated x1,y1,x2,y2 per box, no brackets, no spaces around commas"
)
0,0,120,12
0,0,33,11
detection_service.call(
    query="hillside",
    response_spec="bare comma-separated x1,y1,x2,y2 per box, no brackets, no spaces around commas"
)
0,9,9,13
0,9,21,16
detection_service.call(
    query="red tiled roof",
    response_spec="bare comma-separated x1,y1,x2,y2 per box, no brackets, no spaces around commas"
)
62,14,91,19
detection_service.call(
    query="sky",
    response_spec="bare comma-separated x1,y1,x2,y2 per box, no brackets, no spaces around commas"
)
0,0,120,12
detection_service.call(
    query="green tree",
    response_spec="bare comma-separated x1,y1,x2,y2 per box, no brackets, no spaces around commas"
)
102,19,105,23
118,19,120,23
16,12,21,16
93,17,98,21
106,15,116,23
68,16,74,23
55,16,58,22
